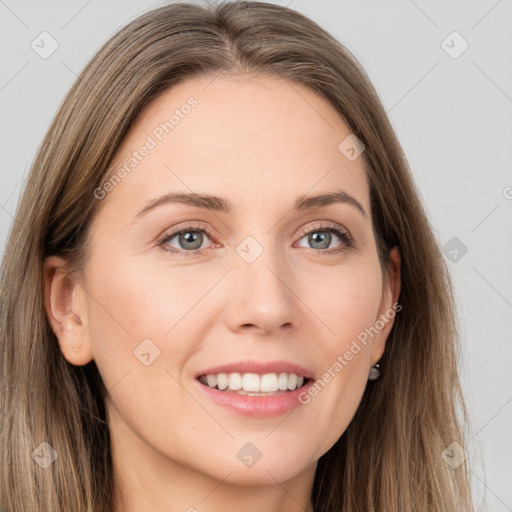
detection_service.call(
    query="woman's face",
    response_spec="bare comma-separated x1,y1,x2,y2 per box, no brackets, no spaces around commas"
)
47,74,400,488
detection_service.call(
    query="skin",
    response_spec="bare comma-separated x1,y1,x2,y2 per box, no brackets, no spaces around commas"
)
44,73,401,512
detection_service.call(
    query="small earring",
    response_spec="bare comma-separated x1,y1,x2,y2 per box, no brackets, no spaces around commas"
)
368,363,381,381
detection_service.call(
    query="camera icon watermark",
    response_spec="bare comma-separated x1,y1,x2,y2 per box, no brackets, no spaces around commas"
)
441,31,469,59
441,441,468,469
133,338,161,366
31,442,58,469
442,237,468,263
236,236,264,264
31,31,59,59
236,442,263,468
338,134,365,161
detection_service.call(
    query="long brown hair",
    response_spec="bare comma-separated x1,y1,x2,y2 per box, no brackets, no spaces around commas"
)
0,1,473,510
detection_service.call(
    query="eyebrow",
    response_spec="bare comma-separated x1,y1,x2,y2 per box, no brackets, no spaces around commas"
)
131,188,367,222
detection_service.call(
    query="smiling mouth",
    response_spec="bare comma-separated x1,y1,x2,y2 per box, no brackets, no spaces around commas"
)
197,372,309,396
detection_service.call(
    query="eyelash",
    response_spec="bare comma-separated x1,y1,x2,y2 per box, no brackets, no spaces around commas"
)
157,221,354,257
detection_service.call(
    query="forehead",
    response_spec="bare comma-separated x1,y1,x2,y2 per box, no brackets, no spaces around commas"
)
99,73,369,218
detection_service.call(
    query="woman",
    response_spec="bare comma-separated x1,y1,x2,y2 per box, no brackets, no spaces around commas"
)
0,1,473,511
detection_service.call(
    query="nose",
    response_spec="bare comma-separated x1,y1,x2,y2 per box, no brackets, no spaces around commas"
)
223,240,301,336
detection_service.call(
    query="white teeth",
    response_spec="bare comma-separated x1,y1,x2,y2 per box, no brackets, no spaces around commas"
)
217,373,228,390
242,373,260,392
228,373,242,390
278,372,289,390
287,373,297,390
199,372,306,392
260,373,278,392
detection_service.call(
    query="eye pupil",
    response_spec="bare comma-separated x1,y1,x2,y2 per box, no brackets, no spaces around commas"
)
309,231,331,250
180,231,202,250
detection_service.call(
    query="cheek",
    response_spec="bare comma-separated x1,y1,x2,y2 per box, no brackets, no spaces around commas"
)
297,324,374,458
84,255,213,391
88,255,200,338
305,261,383,345
84,260,204,446
294,263,383,451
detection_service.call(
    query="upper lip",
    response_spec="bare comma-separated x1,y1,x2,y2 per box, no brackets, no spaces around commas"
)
194,360,315,380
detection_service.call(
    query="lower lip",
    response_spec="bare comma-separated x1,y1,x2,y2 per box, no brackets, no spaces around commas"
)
195,379,314,418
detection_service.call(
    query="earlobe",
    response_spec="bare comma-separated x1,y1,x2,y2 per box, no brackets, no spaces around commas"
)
43,256,94,366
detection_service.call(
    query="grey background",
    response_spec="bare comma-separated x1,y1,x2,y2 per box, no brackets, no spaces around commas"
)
1,0,511,510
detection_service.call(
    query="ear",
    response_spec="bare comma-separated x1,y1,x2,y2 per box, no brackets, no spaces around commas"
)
370,246,401,365
43,255,94,366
